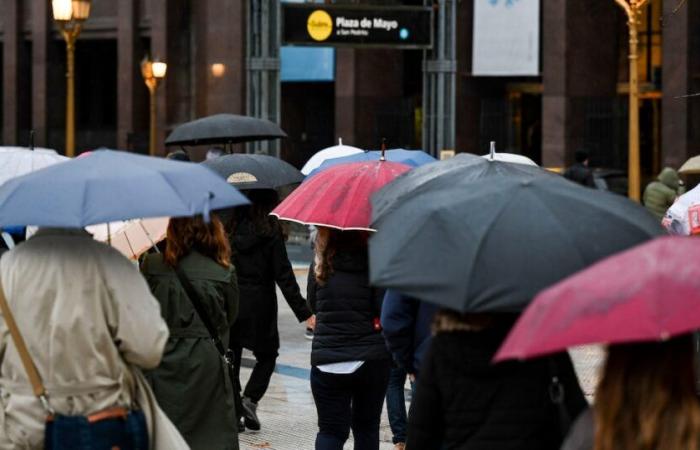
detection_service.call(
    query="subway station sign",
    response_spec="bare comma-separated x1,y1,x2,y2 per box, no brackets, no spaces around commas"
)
282,4,433,49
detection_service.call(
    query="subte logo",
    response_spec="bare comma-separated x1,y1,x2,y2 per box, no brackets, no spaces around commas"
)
307,10,333,41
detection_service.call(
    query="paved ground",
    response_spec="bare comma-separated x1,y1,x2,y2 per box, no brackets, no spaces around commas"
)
237,268,604,450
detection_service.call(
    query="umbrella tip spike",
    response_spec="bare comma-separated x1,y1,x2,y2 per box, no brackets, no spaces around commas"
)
339,137,343,146
489,141,496,160
380,138,387,162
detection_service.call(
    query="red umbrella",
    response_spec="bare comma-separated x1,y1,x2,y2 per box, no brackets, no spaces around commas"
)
272,160,410,231
495,236,700,362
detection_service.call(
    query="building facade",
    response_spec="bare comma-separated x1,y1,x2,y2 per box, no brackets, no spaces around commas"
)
0,0,698,183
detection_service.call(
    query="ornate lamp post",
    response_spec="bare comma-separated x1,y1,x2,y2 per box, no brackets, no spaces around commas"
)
614,0,650,201
52,0,91,158
141,57,167,156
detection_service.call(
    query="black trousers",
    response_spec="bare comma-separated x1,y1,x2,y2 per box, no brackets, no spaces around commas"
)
232,345,278,405
310,359,391,450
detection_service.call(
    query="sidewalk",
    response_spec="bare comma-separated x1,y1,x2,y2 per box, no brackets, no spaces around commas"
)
237,270,603,450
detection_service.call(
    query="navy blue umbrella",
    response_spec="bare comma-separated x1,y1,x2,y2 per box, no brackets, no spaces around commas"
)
305,149,436,179
0,150,249,227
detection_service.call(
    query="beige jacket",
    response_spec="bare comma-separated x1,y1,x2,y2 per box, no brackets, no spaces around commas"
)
0,228,189,449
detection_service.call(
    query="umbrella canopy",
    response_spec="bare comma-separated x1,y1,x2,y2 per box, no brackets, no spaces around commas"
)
0,147,68,186
679,155,700,175
305,149,435,179
369,163,664,313
272,160,411,231
372,153,551,223
0,150,249,228
165,114,286,146
301,140,363,175
481,151,538,167
495,237,700,362
202,153,303,190
91,217,169,260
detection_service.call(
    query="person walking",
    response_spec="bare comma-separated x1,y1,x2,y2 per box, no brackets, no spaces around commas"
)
141,215,240,450
0,227,188,449
407,309,586,450
643,167,684,220
227,189,314,431
563,150,595,188
561,335,700,450
381,290,437,450
308,227,391,450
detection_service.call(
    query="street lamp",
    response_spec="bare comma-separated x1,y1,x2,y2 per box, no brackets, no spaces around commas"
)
141,57,167,156
614,0,650,201
52,0,91,158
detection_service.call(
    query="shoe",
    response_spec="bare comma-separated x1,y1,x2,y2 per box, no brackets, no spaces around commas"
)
394,444,406,450
241,397,261,431
304,327,314,340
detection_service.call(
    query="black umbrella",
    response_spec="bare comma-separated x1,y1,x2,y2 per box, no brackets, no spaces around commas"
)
202,154,303,190
372,153,555,222
369,161,664,313
165,114,286,146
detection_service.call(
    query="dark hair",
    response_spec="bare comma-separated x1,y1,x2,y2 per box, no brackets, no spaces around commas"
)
574,149,590,164
594,335,700,450
228,189,282,238
166,150,191,162
313,227,369,284
164,214,231,268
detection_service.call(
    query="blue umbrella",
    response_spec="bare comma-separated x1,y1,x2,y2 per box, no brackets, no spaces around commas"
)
0,150,249,228
305,149,436,179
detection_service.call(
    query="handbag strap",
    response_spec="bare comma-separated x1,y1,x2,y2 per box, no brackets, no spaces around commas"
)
173,264,230,362
0,277,54,414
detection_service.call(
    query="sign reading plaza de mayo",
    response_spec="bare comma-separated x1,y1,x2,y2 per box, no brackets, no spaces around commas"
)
282,3,433,49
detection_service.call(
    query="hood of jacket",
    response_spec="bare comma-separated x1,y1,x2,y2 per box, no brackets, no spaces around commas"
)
658,167,680,190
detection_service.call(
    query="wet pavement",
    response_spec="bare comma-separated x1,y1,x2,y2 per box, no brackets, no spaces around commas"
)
237,268,604,450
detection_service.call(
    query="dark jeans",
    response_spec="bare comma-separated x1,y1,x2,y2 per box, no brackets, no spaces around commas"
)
232,345,278,404
386,366,408,444
311,359,391,450
45,410,148,450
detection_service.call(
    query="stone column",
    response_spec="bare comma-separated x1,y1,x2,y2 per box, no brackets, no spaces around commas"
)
2,0,20,145
334,49,357,146
31,0,50,148
117,0,139,150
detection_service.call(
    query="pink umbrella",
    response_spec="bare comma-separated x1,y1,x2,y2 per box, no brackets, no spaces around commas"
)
271,160,410,231
495,236,700,362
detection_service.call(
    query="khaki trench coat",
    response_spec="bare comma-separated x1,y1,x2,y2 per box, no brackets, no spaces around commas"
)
0,228,189,449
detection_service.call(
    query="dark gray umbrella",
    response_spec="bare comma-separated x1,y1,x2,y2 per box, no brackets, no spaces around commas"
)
369,161,664,313
372,153,555,222
202,154,303,190
165,114,286,146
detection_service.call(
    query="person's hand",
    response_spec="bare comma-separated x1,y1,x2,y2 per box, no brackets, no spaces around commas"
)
306,314,316,330
408,373,416,383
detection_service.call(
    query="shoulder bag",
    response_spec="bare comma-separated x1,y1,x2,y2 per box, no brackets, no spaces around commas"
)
0,278,148,449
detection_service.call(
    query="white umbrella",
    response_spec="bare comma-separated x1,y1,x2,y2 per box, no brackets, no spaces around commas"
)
0,147,69,186
301,138,363,175
481,141,538,167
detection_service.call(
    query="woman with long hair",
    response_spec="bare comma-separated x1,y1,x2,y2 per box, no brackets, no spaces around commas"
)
141,214,239,450
307,227,391,450
562,335,700,450
407,309,587,450
227,189,314,432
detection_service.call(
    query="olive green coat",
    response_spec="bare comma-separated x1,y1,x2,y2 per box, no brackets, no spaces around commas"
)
643,167,682,220
141,252,239,450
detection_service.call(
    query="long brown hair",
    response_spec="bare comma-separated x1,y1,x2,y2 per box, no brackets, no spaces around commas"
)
594,335,700,450
313,227,368,284
164,214,231,268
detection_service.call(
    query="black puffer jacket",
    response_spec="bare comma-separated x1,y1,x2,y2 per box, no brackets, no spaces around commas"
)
307,249,389,366
407,323,587,450
230,217,311,352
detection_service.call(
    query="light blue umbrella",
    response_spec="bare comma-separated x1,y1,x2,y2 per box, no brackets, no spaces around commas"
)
0,150,249,227
305,149,436,179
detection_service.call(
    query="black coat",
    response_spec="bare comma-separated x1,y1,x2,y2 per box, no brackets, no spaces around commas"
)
563,163,595,188
230,218,311,352
307,250,390,366
407,326,587,450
